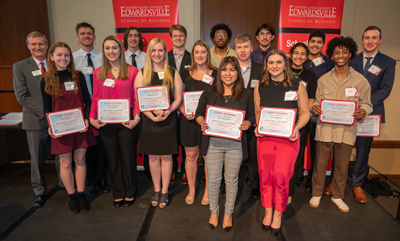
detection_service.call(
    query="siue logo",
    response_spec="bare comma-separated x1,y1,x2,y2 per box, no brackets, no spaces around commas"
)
286,39,308,48
121,5,170,17
288,5,336,18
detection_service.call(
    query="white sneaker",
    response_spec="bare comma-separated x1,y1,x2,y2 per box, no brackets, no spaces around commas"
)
309,196,321,208
331,197,350,213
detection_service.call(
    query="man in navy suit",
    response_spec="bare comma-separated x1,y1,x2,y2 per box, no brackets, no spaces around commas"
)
350,26,396,203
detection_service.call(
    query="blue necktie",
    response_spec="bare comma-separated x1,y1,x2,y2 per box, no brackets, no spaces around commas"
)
363,57,372,76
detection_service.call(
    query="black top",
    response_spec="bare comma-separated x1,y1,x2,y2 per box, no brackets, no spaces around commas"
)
180,68,218,90
40,71,91,119
168,49,192,77
195,86,255,159
245,61,263,93
291,67,317,99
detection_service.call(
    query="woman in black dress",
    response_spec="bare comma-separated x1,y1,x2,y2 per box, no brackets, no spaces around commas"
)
135,38,183,208
179,40,217,205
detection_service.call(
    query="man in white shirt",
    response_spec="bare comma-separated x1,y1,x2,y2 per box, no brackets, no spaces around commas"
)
72,22,109,196
123,26,146,70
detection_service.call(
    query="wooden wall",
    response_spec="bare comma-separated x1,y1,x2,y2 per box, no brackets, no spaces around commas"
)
0,0,51,113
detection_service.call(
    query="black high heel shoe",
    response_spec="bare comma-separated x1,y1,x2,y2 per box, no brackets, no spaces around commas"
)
124,198,135,207
262,222,271,231
271,227,282,235
113,199,124,207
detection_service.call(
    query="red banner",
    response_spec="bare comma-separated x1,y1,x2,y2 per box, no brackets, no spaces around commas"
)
278,0,344,55
112,0,179,51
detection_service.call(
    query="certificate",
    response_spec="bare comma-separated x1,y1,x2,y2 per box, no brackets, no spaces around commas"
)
183,91,203,116
98,99,130,123
46,108,86,137
137,85,170,111
257,107,297,138
319,99,357,125
357,115,381,137
203,105,245,141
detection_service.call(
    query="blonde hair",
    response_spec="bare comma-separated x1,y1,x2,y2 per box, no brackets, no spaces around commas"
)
234,34,252,48
98,35,129,80
143,38,174,91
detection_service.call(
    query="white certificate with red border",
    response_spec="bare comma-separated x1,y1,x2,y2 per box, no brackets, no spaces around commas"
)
319,99,357,125
98,99,130,123
256,107,297,138
357,115,381,137
183,91,203,116
46,108,86,137
137,85,170,111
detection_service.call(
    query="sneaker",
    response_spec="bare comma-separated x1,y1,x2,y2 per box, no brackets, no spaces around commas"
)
331,197,349,213
309,196,321,208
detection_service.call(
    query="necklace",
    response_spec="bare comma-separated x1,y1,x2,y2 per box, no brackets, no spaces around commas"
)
291,68,303,78
271,80,282,86
224,95,232,103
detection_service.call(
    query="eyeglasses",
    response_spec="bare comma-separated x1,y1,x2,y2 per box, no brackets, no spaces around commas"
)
259,32,272,37
214,34,228,38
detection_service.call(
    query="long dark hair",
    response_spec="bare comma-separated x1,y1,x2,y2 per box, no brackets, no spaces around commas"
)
213,56,244,101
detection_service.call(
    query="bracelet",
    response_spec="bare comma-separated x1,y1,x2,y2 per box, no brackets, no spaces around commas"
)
134,116,141,122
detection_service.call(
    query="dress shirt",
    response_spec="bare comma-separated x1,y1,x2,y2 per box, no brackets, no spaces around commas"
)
73,48,102,97
304,54,335,80
240,61,252,88
32,57,47,70
90,65,139,119
250,46,272,65
125,49,146,71
313,67,372,146
210,46,237,68
363,51,378,69
173,49,184,72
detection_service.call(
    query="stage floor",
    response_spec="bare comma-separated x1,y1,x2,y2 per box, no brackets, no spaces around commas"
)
1,163,399,241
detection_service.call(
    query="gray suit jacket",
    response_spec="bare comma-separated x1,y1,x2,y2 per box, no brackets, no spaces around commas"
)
13,56,48,130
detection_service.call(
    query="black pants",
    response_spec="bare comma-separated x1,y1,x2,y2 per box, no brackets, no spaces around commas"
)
98,124,138,199
86,135,108,186
246,126,259,190
289,122,309,196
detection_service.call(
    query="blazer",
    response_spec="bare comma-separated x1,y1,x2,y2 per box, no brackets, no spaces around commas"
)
168,49,192,77
13,56,48,130
349,51,396,123
245,61,263,93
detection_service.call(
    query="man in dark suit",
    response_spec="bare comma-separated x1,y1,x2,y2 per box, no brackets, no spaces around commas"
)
350,26,396,203
13,31,50,207
168,24,191,184
235,34,263,199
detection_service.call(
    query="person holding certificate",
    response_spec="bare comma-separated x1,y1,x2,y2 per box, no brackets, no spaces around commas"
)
40,42,95,214
195,57,255,232
135,38,183,209
179,40,217,206
309,37,372,213
287,43,318,204
89,36,140,208
254,50,310,235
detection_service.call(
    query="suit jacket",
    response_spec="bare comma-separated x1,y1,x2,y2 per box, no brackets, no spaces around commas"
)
349,51,396,123
13,56,48,130
245,61,263,93
168,49,192,77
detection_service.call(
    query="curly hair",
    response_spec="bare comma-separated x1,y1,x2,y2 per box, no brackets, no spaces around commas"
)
123,26,144,51
326,36,358,60
209,23,232,40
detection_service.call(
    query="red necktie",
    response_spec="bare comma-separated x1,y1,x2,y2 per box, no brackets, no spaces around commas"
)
40,62,46,77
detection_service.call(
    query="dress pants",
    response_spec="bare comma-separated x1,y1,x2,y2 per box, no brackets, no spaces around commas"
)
26,129,49,195
98,124,138,199
312,141,353,199
257,136,299,213
86,135,108,186
353,136,374,187
246,126,259,190
289,123,309,196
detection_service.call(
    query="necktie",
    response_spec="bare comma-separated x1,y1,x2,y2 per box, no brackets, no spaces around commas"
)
262,51,268,64
40,62,46,77
131,54,137,67
87,53,94,87
363,57,373,76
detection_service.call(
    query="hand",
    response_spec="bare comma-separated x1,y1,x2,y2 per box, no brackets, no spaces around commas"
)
163,109,171,117
199,119,209,131
90,118,106,129
48,127,59,138
80,119,89,133
312,105,322,116
185,112,195,120
254,127,264,138
122,119,139,129
239,120,251,131
152,114,169,122
310,115,319,124
289,126,300,142
353,108,366,120
153,109,164,117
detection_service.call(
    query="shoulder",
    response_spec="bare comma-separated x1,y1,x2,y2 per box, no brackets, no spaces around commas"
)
14,57,31,68
378,52,396,65
349,67,368,83
93,67,102,75
252,61,263,70
168,50,174,56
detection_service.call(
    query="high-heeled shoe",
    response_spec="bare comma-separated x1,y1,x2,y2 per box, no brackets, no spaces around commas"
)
113,199,124,208
271,227,282,235
124,198,135,207
209,214,218,229
262,222,271,231
223,215,233,232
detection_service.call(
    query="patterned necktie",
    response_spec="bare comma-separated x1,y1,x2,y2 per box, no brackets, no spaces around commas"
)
363,57,373,76
40,62,46,77
131,54,137,67
87,53,94,87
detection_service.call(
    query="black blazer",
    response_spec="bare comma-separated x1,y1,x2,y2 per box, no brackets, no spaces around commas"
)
195,86,256,160
245,61,263,93
168,49,192,77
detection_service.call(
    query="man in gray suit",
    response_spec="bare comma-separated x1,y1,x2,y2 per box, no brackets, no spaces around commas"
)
13,31,50,208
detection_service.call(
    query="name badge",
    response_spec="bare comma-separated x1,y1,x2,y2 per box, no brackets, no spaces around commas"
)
301,81,308,87
32,70,42,76
345,87,358,97
202,75,214,85
184,65,191,69
313,56,325,67
83,67,93,74
284,91,298,101
104,78,115,88
250,79,259,88
158,72,164,80
64,82,75,91
368,65,382,75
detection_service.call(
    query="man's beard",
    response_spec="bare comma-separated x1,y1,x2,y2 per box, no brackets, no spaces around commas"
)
216,44,227,50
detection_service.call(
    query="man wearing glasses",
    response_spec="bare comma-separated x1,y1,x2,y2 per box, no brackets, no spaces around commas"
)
209,23,237,67
250,23,275,65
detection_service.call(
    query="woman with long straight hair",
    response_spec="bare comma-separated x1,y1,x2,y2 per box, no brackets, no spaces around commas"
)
90,35,140,208
135,38,183,208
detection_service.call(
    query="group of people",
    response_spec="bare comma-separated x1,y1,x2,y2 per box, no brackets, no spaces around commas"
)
13,21,395,236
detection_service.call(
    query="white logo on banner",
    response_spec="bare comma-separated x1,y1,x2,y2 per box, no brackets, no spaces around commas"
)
121,6,170,17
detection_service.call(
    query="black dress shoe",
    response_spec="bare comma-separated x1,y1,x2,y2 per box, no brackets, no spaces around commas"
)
33,195,46,208
68,193,80,214
271,227,281,235
77,192,89,212
262,223,271,231
124,198,135,207
98,181,110,193
295,177,303,188
87,185,97,197
114,199,124,207
251,188,260,200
